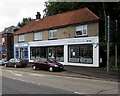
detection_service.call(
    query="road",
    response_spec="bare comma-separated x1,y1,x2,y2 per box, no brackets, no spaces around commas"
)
0,67,119,95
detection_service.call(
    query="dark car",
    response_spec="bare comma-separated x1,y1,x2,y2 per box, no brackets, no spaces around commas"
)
4,58,27,68
32,58,64,72
0,59,7,66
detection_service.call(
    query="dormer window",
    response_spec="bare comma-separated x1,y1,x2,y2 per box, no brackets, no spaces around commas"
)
75,25,87,36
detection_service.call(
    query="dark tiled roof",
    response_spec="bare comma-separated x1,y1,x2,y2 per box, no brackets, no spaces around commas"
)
14,8,100,35
1,26,20,34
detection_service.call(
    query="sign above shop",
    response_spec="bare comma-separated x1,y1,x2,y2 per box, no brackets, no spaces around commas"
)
15,43,28,47
29,36,98,47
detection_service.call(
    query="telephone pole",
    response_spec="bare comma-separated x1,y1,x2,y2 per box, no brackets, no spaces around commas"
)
107,16,110,72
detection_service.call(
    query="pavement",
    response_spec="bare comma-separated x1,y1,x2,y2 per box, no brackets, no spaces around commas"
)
1,64,119,82
64,65,119,82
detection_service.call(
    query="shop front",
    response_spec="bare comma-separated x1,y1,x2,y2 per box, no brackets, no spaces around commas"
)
14,42,28,60
28,36,99,67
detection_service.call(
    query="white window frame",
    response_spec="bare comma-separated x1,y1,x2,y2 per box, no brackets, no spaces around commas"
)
75,25,87,36
34,32,42,40
49,29,57,39
18,34,25,42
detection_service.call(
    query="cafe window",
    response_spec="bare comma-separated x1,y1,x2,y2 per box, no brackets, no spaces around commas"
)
69,44,93,64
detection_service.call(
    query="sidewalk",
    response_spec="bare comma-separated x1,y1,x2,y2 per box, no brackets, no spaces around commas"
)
64,65,119,82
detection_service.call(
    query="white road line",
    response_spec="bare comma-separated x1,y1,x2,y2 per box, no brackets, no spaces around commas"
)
5,70,22,76
14,74,22,76
74,91,83,94
29,73,45,77
4,76,41,86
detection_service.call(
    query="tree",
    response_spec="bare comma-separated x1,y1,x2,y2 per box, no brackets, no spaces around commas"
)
17,17,32,27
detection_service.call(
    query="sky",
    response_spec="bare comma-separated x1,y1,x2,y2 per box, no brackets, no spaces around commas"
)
0,0,47,32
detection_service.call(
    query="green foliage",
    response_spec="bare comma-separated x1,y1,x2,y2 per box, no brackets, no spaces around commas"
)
43,2,120,20
17,17,32,27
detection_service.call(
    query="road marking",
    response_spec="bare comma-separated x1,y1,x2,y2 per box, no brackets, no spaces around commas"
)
4,76,41,86
14,73,22,76
29,73,45,77
74,91,83,94
5,70,22,76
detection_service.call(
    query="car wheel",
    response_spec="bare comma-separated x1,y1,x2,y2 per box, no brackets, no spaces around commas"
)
49,67,53,72
32,65,37,70
4,64,7,67
14,64,17,68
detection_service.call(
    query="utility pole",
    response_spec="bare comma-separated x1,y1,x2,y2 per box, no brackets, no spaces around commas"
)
107,16,110,72
115,20,118,67
115,45,117,67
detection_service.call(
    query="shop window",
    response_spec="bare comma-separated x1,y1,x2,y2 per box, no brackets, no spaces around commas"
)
30,47,46,59
76,25,87,36
34,32,42,40
48,46,64,62
69,45,93,64
49,30,57,39
19,34,25,42
69,46,79,63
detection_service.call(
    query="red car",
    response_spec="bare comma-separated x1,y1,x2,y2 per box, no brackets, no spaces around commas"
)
32,58,64,72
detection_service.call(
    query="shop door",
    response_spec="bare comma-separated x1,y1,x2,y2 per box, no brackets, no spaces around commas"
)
19,48,28,59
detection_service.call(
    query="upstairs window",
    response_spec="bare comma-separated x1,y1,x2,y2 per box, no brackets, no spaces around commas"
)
76,25,87,36
49,30,57,39
19,34,25,42
34,32,42,40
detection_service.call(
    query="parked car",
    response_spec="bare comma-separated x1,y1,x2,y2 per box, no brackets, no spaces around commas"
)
32,58,64,72
4,58,27,68
0,59,7,66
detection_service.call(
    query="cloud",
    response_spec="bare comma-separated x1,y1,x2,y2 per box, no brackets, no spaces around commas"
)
0,0,47,31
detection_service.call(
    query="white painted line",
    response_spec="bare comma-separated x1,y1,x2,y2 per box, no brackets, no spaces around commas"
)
14,74,22,76
74,91,83,94
29,73,45,77
4,76,41,86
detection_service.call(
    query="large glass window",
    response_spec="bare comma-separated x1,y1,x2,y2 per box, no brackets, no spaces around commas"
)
19,34,25,42
34,32,42,40
69,44,93,64
49,30,57,39
30,47,46,59
48,46,64,62
76,25,87,36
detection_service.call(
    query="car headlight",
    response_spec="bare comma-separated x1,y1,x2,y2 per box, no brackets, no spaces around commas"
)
54,65,58,67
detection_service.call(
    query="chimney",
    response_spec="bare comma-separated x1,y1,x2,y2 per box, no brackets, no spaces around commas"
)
36,12,41,20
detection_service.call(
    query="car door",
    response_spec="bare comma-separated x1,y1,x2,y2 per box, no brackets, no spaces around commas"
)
39,58,48,70
8,59,15,66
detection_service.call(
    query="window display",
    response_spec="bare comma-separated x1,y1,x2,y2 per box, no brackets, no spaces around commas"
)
69,44,93,64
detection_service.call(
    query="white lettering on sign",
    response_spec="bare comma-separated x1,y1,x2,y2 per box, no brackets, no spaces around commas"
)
15,43,28,47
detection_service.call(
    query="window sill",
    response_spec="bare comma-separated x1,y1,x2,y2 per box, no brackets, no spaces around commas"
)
48,38,57,40
75,35,88,38
18,41,25,43
33,39,42,41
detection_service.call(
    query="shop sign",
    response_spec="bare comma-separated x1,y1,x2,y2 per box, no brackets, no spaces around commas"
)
15,43,28,47
29,36,98,46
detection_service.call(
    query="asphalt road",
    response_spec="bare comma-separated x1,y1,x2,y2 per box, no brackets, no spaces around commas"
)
2,76,77,95
0,67,119,95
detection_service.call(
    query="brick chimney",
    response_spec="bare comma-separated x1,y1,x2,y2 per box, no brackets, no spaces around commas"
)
36,12,41,20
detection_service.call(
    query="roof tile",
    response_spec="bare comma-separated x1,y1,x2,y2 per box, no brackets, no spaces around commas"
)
14,8,100,34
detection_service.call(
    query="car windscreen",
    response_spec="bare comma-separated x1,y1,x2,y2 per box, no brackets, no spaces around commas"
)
47,58,57,63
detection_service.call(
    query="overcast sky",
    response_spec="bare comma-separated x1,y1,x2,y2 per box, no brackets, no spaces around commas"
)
0,0,47,32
